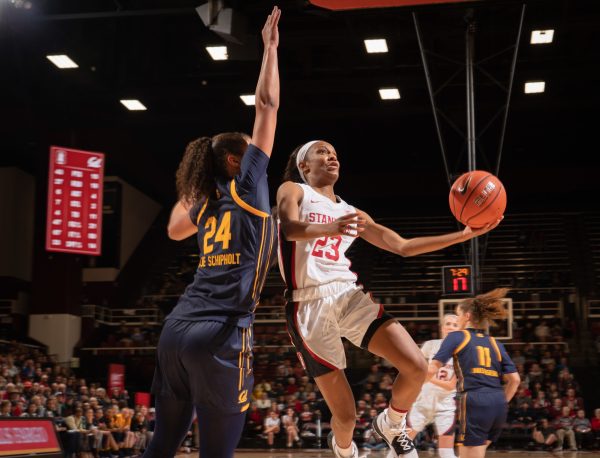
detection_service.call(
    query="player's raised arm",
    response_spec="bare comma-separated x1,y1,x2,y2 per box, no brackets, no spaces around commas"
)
356,208,501,257
251,6,281,157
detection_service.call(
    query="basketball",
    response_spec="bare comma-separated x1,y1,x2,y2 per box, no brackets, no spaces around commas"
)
449,170,506,228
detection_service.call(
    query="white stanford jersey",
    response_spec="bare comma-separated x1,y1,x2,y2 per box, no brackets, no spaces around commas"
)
278,183,358,301
420,339,456,398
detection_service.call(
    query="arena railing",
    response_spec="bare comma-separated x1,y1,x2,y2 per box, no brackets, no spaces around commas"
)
253,298,564,323
587,299,600,318
81,304,163,325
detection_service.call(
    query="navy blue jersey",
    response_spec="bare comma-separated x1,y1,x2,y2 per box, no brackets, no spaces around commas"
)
433,328,517,393
166,144,276,327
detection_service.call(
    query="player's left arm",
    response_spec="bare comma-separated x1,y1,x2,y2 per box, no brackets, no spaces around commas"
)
355,208,501,257
167,201,198,241
498,341,521,402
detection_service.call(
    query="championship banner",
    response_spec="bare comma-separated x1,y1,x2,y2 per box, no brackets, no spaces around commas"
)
0,418,62,457
108,363,125,393
45,146,105,256
309,0,477,9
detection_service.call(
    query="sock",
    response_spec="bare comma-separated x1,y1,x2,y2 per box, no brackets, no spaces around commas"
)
387,403,408,425
439,447,457,458
334,437,355,458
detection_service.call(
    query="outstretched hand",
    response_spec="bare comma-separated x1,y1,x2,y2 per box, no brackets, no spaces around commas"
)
262,6,281,48
325,213,366,238
463,216,503,238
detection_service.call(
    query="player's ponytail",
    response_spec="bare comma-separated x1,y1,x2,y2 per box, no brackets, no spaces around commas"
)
282,145,303,183
459,288,508,327
176,132,250,205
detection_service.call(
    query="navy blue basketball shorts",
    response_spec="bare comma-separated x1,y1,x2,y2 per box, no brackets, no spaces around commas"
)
456,390,508,447
151,319,253,414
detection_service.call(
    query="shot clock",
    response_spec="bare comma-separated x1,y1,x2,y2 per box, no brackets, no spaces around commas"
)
442,265,473,295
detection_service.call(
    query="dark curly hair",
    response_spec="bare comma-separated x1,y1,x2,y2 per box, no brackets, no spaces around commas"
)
458,288,509,327
282,144,304,183
175,132,249,205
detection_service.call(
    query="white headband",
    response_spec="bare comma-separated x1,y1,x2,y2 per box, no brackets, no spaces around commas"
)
295,140,319,184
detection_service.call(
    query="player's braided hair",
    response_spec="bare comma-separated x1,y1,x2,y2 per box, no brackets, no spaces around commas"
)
282,144,303,183
458,288,509,327
176,132,249,205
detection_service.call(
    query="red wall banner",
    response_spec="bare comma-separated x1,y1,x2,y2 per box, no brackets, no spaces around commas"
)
135,392,151,408
45,146,105,256
309,0,476,9
0,419,61,456
108,363,125,393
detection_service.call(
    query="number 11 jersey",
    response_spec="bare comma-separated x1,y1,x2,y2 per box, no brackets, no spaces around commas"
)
278,182,358,301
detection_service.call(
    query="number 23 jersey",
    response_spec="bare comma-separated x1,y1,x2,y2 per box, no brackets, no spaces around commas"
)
278,182,358,300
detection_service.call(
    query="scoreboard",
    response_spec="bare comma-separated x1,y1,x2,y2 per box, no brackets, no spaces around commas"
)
45,146,105,256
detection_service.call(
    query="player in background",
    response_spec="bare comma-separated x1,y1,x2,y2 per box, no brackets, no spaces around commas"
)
408,314,459,458
428,288,521,458
276,140,501,458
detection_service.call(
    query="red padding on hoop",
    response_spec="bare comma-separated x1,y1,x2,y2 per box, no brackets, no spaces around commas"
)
309,0,475,10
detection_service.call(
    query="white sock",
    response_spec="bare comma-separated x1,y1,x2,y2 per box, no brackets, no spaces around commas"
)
386,406,408,425
334,438,354,458
439,447,457,458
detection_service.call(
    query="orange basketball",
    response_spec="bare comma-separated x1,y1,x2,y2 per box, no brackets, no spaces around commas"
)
449,170,506,228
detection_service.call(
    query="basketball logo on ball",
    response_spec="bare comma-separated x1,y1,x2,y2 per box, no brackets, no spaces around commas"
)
449,170,506,228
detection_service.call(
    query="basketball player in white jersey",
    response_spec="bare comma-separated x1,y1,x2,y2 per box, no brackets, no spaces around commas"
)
408,314,459,458
276,140,501,458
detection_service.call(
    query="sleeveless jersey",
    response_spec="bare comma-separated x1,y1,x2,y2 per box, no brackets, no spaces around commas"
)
278,183,358,300
166,144,276,328
420,339,456,398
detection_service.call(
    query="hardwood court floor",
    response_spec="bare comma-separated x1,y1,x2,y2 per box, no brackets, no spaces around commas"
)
175,449,600,457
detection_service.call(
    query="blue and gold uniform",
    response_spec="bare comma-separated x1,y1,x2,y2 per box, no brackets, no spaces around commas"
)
151,145,275,442
433,328,517,446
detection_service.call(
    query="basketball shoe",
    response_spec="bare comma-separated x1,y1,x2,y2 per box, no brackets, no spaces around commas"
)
373,408,418,458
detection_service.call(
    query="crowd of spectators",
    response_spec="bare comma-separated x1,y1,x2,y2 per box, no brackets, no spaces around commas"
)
243,330,600,452
504,343,599,451
2,315,599,455
0,342,180,458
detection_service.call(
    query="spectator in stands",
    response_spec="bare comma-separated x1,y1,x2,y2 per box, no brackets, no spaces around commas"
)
263,411,281,449
514,385,533,407
512,350,525,366
21,401,39,417
558,368,579,393
554,406,578,451
282,407,301,448
64,406,87,457
512,402,537,427
532,391,551,417
0,399,11,416
245,403,264,438
299,403,314,434
563,388,585,411
532,418,558,450
548,398,564,419
527,363,544,385
130,410,149,455
573,409,593,450
256,392,272,412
